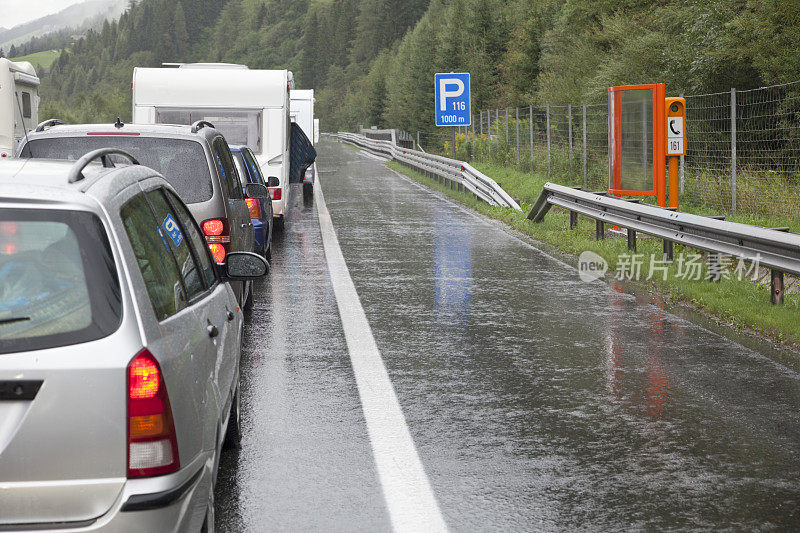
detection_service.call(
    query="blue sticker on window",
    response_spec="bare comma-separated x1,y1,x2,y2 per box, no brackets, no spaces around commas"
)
162,214,183,247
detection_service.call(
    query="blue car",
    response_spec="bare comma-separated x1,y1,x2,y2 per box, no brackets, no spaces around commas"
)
231,145,274,260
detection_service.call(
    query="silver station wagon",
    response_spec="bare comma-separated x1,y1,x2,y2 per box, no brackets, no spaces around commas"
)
0,150,267,531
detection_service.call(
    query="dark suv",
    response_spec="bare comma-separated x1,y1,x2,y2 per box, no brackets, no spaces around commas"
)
18,120,265,304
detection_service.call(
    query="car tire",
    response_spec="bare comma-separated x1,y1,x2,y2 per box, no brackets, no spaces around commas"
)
223,381,242,450
274,216,284,232
303,181,314,200
243,281,253,311
265,242,272,262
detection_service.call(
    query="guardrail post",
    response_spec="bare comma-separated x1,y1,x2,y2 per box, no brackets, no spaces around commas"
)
568,104,574,178
582,104,587,189
771,270,785,305
529,105,534,175
730,88,737,212
663,241,674,262
546,104,551,176
595,219,604,240
627,229,637,251
569,211,578,229
515,107,520,168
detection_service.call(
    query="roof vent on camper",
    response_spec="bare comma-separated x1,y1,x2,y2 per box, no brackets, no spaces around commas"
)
190,120,215,133
35,119,66,132
179,63,249,70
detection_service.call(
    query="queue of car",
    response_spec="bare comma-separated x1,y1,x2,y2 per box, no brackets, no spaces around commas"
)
0,63,317,532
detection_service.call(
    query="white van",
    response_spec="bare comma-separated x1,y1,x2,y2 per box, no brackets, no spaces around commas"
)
290,89,316,196
132,63,294,226
0,59,40,159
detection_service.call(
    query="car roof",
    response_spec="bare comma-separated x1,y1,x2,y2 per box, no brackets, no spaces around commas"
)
0,158,161,209
27,122,219,141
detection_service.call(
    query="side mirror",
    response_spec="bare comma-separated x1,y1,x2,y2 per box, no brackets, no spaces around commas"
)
245,183,269,199
267,176,279,187
224,251,269,280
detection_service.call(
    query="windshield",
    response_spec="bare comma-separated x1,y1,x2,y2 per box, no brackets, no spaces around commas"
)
19,137,213,204
0,209,122,354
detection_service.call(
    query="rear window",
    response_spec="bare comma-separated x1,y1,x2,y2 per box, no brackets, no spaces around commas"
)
156,108,262,153
19,137,213,204
0,210,122,354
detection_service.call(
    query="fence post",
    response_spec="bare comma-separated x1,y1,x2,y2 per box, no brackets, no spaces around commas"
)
505,108,509,150
515,107,520,168
529,105,534,175
546,104,551,176
568,104,574,178
730,88,737,212
479,110,483,162
679,93,685,194
582,104,587,189
486,109,492,162
417,131,421,151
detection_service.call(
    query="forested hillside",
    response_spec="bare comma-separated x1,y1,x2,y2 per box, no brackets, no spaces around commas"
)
34,0,800,134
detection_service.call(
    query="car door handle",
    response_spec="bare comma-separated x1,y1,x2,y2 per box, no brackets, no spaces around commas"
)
207,324,219,338
226,309,235,321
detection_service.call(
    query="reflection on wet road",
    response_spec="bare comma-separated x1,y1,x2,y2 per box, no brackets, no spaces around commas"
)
216,139,800,530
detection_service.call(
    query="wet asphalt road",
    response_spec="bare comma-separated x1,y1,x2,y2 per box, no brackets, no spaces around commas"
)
215,139,800,531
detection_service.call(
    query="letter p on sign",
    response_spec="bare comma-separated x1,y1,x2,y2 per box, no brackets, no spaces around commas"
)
435,73,471,127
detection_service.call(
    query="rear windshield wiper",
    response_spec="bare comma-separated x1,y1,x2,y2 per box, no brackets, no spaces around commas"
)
0,317,31,325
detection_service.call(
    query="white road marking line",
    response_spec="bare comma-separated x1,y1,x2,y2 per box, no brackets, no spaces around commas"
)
314,174,448,533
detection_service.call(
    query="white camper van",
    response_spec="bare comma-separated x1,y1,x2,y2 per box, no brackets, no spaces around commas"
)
132,63,294,225
0,59,40,158
290,89,316,196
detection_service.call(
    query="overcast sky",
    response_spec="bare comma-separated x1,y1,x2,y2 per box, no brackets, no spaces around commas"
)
0,0,85,29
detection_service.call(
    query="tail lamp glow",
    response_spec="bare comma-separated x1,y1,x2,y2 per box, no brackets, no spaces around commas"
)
202,218,230,263
127,349,179,477
269,188,281,201
245,198,262,218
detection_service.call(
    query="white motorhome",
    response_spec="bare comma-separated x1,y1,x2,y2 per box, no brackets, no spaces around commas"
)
0,59,40,159
132,63,295,224
290,89,316,195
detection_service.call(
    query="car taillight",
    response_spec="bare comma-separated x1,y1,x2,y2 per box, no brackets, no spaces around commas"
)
269,188,281,201
1,222,17,255
127,349,179,477
209,243,226,263
246,198,261,218
202,219,225,236
202,218,230,263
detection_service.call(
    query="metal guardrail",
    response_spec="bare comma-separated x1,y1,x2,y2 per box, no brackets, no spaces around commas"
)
529,182,800,304
337,132,521,211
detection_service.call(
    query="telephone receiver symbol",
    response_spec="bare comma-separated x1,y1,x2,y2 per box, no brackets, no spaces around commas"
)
669,119,680,135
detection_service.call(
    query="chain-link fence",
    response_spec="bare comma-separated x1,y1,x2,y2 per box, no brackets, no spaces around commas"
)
413,81,800,222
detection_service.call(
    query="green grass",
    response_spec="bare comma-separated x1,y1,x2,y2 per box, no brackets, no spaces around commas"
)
387,160,800,348
343,142,362,153
9,49,62,70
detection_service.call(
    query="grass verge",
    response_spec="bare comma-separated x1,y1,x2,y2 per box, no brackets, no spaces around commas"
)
386,160,800,349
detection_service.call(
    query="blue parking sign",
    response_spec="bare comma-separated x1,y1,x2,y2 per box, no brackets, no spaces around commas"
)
435,73,471,127
162,214,184,247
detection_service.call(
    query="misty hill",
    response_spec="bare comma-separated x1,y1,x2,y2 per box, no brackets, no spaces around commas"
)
0,0,127,50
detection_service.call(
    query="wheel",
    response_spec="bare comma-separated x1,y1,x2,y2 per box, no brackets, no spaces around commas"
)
223,381,242,450
303,181,314,200
243,281,253,311
274,216,285,232
201,489,215,533
265,241,272,262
